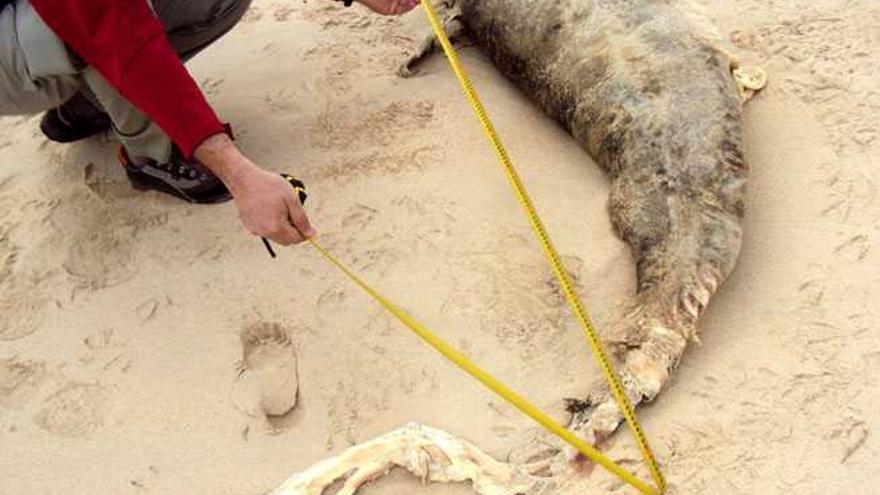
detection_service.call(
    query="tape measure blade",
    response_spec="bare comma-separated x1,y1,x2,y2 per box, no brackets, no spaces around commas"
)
419,2,666,491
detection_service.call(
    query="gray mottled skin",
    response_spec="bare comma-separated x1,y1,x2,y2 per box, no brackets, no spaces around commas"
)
423,0,752,449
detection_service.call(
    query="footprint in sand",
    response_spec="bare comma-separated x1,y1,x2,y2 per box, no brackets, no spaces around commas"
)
1,223,54,341
0,274,48,341
49,203,136,290
0,225,17,283
34,383,107,438
48,192,169,291
0,356,46,409
63,229,135,290
231,323,299,433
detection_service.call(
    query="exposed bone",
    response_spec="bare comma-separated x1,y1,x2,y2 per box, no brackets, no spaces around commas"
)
733,66,769,101
270,423,553,495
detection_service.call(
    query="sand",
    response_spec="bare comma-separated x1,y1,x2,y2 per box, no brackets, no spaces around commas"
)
1,0,878,493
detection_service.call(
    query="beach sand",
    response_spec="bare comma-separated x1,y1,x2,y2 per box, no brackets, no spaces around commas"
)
1,0,878,493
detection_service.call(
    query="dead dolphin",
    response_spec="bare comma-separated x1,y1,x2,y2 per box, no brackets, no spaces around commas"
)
272,0,765,493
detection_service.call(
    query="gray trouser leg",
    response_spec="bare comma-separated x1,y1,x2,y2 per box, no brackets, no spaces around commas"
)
0,0,80,114
81,68,177,163
154,0,255,61
0,0,251,161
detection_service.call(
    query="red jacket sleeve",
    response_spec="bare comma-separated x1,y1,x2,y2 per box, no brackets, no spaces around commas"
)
29,0,226,158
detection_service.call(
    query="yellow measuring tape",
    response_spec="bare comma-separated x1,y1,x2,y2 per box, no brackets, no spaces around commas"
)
303,3,667,494
308,238,656,494
418,1,667,492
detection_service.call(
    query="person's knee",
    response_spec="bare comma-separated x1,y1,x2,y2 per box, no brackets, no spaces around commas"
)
153,0,252,32
203,0,253,27
153,0,252,58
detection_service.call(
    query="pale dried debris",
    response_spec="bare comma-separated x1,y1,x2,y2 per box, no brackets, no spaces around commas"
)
271,423,553,495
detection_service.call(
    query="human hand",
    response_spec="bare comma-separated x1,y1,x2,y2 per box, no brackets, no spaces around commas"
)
229,165,316,245
355,0,420,16
194,134,316,246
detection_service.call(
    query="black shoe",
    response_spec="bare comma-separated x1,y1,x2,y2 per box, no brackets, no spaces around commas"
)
40,92,112,143
119,146,232,204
